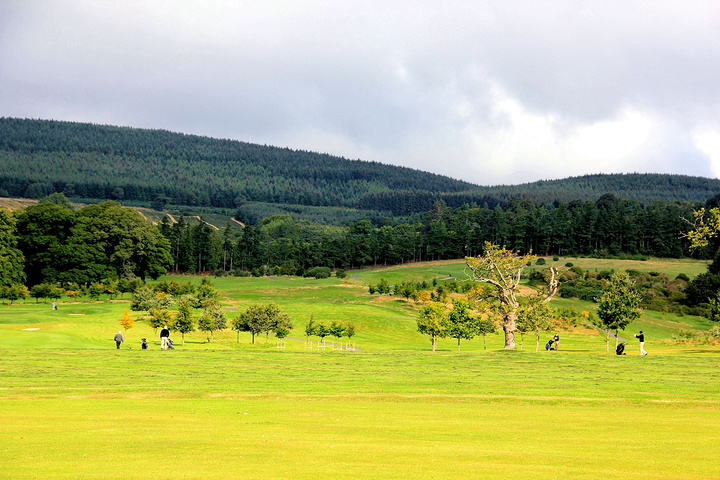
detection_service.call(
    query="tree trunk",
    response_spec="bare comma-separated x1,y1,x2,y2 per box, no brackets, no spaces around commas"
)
615,329,619,351
457,338,461,352
182,332,185,346
432,334,437,351
236,330,239,343
606,330,610,353
535,332,540,353
503,310,517,349
483,334,487,350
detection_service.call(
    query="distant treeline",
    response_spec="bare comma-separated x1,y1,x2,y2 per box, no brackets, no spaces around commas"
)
3,193,719,315
162,195,701,278
2,118,720,217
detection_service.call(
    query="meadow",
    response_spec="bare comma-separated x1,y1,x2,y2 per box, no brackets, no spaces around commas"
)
1,257,719,479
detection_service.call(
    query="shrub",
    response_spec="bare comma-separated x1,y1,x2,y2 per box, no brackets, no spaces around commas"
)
536,258,546,265
675,273,690,282
553,255,559,262
335,269,347,279
565,262,574,267
305,267,331,279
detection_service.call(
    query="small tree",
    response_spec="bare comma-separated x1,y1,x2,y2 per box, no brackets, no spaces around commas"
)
305,316,316,342
195,278,220,308
263,304,289,343
516,297,554,352
87,282,105,301
236,304,270,343
30,283,52,303
174,297,195,346
329,321,346,343
446,300,478,352
596,270,643,352
119,309,135,331
476,317,497,350
315,323,329,344
417,302,449,351
345,322,356,344
5,284,29,305
148,308,173,344
197,300,227,342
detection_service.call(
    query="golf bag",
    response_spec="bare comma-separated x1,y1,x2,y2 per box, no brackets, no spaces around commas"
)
616,342,626,355
141,338,148,350
167,338,174,349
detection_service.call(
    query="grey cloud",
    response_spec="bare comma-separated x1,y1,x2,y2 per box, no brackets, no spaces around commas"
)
1,0,719,184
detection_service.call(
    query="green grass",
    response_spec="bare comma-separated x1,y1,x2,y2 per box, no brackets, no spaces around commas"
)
2,350,720,479
2,258,719,479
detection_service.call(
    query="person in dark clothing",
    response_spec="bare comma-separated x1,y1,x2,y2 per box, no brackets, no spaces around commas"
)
160,325,170,350
553,333,559,351
114,331,124,349
635,330,647,355
545,339,554,351
141,338,148,350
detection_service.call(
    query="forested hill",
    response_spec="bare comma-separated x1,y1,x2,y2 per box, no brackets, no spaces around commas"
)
0,117,474,211
1,117,719,216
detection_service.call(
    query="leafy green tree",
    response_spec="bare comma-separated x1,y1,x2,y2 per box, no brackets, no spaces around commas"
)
0,209,25,288
596,270,643,352
130,285,159,316
263,303,290,343
345,322,356,343
516,297,554,352
198,299,227,342
2,284,29,304
476,317,496,350
174,297,195,346
329,321,345,343
87,282,105,301
195,278,220,308
148,308,174,344
235,304,270,343
417,302,449,351
315,323,330,344
305,316,316,342
30,283,53,303
446,300,479,352
39,193,72,209
709,292,720,323
59,202,172,285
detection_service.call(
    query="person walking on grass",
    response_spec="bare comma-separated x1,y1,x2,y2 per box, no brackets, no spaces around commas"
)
160,325,170,350
114,331,124,349
635,330,648,355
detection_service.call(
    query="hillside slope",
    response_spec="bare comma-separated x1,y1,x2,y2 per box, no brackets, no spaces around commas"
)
1,117,718,216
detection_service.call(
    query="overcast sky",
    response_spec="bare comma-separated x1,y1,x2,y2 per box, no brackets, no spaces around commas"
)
2,1,720,186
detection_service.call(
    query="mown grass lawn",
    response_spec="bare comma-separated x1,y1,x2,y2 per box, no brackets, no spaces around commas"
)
1,257,718,479
2,349,720,479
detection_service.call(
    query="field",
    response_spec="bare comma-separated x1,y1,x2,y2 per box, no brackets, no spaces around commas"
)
2,258,719,479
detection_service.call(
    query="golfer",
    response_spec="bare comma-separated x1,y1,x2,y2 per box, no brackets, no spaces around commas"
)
114,331,124,349
554,333,559,351
160,325,170,350
635,330,648,355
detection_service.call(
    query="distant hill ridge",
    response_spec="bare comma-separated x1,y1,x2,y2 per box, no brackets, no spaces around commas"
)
0,117,718,216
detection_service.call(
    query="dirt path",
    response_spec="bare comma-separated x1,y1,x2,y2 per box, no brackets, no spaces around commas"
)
193,216,219,230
